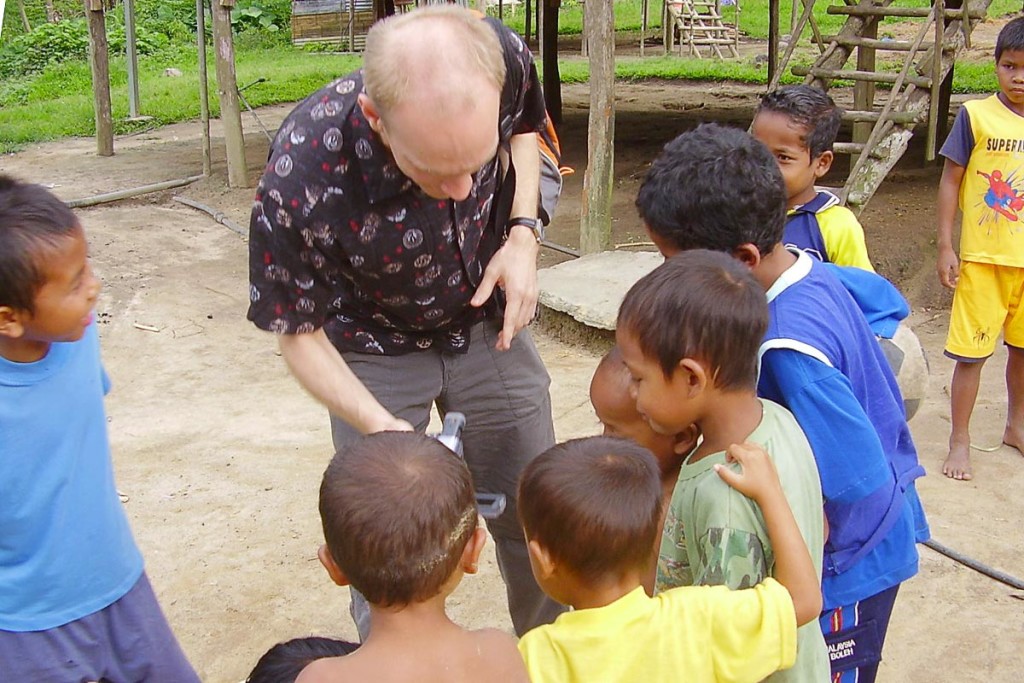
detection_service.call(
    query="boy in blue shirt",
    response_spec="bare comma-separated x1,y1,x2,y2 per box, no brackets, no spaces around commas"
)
936,17,1024,481
0,176,198,681
636,125,930,683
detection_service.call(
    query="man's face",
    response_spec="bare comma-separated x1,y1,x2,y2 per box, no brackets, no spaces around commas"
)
377,92,501,201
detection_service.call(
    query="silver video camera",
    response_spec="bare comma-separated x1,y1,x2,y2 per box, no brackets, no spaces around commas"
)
433,412,507,519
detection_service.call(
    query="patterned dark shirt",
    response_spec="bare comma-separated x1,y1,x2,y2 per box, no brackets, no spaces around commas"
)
247,19,547,355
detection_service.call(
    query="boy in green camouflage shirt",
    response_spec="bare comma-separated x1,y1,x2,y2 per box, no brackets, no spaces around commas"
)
617,250,830,683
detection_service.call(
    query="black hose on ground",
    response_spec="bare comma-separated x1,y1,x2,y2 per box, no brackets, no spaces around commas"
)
923,538,1024,591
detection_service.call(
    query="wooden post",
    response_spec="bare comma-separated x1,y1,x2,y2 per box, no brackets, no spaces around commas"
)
525,0,532,43
85,0,114,157
641,0,648,57
542,0,561,124
197,0,213,176
211,0,249,188
580,0,614,255
767,0,780,86
851,18,877,167
124,0,141,118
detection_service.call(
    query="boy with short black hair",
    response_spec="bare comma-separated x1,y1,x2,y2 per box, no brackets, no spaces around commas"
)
516,435,823,683
936,16,1024,481
0,175,199,681
636,124,930,683
248,637,359,683
299,431,528,683
617,250,829,683
589,346,694,506
753,84,874,270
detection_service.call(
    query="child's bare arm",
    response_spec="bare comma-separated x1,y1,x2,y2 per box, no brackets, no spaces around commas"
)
714,443,822,625
937,159,966,289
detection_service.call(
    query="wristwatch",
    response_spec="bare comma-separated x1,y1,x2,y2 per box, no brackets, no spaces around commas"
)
507,216,544,244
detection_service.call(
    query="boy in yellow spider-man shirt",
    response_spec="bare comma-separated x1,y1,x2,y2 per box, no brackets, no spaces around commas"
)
936,16,1024,482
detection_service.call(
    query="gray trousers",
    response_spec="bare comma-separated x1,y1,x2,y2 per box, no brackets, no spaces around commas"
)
329,319,566,638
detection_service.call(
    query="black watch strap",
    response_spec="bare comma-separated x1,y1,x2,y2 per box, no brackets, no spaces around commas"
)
507,216,544,243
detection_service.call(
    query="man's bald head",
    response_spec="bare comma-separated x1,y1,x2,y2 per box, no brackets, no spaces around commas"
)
363,6,506,119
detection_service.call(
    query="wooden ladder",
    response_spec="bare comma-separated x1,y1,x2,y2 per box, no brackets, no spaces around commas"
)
770,0,990,214
665,0,741,58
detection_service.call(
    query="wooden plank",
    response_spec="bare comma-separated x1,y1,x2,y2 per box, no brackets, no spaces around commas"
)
580,0,615,254
211,0,249,187
827,5,982,17
823,34,933,50
85,3,113,156
792,65,932,87
842,109,923,122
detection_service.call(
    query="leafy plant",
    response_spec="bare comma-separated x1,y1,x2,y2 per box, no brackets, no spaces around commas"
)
231,0,290,32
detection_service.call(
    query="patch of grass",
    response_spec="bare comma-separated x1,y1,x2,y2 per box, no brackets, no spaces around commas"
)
498,0,1024,41
0,46,361,154
553,55,806,84
951,61,999,93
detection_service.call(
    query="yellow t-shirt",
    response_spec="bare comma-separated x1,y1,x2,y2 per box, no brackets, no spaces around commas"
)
951,95,1024,267
517,580,796,683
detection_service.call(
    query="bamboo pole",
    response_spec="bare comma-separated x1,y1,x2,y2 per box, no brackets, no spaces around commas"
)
579,0,615,255
85,0,113,157
197,0,213,176
211,0,249,188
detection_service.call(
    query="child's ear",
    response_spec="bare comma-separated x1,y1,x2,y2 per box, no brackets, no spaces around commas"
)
676,358,708,397
673,424,701,454
0,307,25,339
317,544,351,587
527,539,557,580
812,150,834,180
731,244,763,271
461,526,488,575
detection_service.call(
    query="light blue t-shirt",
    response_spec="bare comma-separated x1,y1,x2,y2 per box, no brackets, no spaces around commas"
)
0,323,142,631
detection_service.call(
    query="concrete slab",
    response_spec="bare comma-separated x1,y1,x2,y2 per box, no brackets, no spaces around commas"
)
537,250,662,330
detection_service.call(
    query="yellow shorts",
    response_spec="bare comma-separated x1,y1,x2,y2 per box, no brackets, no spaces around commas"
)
945,261,1024,360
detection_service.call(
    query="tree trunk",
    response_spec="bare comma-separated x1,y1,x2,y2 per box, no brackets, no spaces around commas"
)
85,0,114,156
17,0,32,32
44,0,58,22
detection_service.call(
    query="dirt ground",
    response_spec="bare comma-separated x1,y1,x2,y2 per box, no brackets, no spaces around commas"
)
2,76,1024,682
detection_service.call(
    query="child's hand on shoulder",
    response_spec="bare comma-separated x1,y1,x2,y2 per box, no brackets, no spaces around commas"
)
714,442,783,503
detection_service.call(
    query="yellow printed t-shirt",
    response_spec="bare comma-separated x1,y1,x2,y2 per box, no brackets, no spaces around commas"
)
517,580,796,683
941,95,1024,267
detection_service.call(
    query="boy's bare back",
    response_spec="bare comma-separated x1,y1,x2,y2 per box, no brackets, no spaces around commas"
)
296,625,527,683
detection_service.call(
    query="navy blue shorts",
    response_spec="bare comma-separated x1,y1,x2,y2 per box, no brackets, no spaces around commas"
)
0,572,199,683
819,584,900,683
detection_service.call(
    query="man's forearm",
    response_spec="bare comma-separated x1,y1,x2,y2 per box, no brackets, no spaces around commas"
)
509,132,541,221
276,329,395,435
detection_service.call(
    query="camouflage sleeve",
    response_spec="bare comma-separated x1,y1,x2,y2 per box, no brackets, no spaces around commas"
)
656,504,694,592
692,526,771,590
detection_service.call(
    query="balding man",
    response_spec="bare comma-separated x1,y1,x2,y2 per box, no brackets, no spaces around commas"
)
247,6,563,637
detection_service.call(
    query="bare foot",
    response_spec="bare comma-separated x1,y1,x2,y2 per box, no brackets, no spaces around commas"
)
942,440,973,481
1002,425,1024,456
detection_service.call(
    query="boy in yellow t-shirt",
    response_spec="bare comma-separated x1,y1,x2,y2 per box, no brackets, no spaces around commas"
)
516,435,822,683
936,16,1024,481
752,85,874,271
